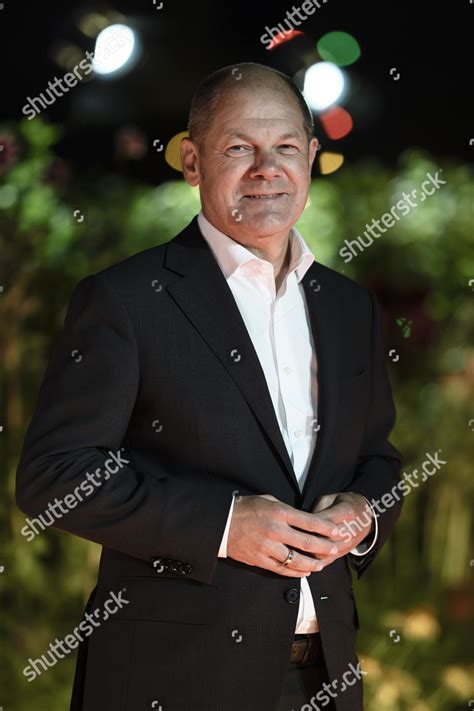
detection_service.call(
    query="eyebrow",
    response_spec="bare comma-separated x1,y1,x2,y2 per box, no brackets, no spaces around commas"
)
222,130,303,142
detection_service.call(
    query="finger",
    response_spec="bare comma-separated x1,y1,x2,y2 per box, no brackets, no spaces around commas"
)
281,549,325,573
314,500,359,525
311,507,362,540
265,544,323,576
284,506,339,538
264,557,312,577
312,554,338,570
284,529,340,558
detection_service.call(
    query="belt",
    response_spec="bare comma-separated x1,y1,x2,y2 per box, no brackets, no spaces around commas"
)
289,633,323,666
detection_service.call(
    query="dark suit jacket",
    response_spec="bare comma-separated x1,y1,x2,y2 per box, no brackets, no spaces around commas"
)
16,215,402,711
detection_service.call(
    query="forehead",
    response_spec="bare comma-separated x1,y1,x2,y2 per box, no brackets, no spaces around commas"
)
210,86,306,140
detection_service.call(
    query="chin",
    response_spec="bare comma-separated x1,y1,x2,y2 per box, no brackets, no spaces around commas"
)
246,213,293,230
238,223,293,240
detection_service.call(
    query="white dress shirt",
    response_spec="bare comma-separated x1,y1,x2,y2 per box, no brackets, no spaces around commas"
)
197,211,377,633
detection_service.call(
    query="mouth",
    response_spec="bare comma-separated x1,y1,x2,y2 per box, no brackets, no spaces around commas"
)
242,193,287,200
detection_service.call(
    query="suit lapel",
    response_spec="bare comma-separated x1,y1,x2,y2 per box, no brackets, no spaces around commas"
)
163,217,342,504
164,217,300,494
300,265,342,507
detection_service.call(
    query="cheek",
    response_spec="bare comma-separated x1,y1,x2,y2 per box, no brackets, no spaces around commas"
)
291,172,311,200
289,159,311,182
209,162,244,191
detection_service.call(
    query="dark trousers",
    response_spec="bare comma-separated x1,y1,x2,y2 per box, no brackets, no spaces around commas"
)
276,642,337,711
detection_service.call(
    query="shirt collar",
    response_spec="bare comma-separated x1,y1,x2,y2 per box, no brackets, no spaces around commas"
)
197,211,314,284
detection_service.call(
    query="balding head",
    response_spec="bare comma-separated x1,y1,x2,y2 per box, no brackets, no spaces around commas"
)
187,62,314,153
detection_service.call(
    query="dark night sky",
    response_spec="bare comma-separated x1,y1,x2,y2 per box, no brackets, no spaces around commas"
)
0,0,472,183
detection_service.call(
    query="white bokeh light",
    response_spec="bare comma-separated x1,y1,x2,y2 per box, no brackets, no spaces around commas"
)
92,24,136,76
303,62,346,111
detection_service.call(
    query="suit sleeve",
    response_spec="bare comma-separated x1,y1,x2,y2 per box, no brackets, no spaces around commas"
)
15,274,236,584
344,288,403,578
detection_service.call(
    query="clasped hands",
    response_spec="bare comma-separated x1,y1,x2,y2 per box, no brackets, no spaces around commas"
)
227,491,374,577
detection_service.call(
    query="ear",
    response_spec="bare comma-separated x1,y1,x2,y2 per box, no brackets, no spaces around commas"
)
308,137,319,172
180,137,201,186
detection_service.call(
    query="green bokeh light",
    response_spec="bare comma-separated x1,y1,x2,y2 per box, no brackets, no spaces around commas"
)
317,31,361,67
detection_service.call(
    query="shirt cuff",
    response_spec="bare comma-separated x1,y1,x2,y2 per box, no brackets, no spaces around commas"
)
218,496,236,558
350,495,378,556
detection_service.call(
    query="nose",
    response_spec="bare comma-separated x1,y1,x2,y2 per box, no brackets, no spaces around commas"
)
248,150,283,181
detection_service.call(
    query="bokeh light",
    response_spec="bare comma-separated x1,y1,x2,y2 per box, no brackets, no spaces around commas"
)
92,24,137,76
165,131,189,172
319,151,344,174
268,29,304,51
303,62,346,111
317,31,361,67
319,106,353,139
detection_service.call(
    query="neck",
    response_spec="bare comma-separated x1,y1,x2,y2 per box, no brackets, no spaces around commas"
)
245,236,292,292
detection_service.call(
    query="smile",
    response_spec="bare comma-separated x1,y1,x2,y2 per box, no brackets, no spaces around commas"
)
243,193,286,199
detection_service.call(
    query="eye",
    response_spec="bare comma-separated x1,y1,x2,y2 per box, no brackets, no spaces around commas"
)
279,144,299,154
227,145,252,154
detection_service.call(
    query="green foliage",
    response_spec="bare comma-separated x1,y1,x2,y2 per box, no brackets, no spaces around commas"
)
1,118,473,709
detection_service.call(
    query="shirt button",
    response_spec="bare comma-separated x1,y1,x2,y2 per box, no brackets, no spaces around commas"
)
283,366,291,375
294,429,303,439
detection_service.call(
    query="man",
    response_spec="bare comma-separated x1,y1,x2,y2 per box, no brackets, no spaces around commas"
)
16,62,402,711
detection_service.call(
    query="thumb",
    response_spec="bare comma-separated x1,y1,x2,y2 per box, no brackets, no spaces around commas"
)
259,494,281,503
312,494,339,513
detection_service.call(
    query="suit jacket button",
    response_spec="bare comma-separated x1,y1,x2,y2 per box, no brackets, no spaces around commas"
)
171,561,182,574
284,588,300,604
182,563,193,575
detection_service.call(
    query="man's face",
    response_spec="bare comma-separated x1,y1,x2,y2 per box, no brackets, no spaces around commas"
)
181,86,318,246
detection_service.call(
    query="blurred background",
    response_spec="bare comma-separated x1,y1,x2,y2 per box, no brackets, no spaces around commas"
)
1,1,473,709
